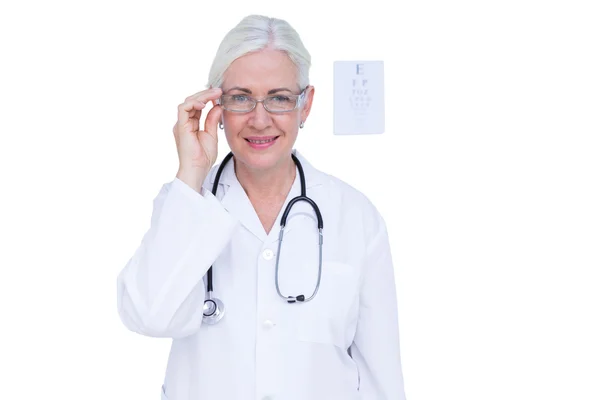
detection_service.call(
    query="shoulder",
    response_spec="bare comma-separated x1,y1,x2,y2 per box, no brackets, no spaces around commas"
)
312,166,387,241
323,172,379,211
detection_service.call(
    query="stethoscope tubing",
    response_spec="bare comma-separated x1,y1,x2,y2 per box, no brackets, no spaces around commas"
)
202,151,323,324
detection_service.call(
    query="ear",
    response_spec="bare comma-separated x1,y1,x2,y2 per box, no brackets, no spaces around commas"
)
300,85,315,123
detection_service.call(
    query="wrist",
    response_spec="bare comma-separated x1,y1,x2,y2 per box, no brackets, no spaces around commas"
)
176,168,208,193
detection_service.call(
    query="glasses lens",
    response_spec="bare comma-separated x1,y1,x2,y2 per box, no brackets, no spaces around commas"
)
265,95,297,112
222,95,254,112
220,94,299,112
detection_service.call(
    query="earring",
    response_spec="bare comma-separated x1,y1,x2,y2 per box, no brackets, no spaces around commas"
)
219,122,224,130
299,121,305,129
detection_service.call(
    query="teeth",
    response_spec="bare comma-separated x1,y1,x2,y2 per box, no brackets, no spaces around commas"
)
248,137,276,144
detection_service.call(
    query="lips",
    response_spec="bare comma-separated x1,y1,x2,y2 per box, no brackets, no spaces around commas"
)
244,135,280,150
245,136,280,144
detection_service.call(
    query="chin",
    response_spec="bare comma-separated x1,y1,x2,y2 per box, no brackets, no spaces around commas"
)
234,139,291,171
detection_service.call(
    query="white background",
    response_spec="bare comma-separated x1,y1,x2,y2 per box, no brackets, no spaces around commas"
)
1,0,598,399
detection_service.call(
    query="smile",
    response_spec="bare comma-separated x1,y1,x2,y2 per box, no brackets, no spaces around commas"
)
245,136,279,144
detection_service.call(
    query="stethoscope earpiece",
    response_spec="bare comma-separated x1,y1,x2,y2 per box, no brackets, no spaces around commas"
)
287,295,305,303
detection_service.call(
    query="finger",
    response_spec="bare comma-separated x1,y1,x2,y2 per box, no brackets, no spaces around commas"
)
183,89,222,110
204,104,223,141
183,87,219,101
190,117,199,133
176,88,222,127
189,105,203,120
177,99,206,126
191,87,223,104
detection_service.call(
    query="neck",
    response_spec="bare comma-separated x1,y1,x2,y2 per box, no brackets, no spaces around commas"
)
234,155,296,199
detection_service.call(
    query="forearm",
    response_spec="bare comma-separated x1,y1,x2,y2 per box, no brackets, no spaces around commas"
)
117,178,238,338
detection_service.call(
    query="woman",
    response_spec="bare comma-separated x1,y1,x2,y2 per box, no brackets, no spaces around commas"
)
117,14,407,400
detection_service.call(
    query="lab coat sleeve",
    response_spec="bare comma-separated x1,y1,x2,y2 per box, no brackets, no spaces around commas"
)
117,177,238,338
350,215,407,399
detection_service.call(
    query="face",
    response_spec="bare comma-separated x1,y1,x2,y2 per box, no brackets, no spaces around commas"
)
219,48,314,173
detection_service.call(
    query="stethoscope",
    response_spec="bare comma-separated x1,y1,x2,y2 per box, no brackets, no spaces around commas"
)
202,151,324,325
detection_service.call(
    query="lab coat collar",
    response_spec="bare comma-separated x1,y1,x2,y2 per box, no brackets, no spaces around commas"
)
208,149,327,243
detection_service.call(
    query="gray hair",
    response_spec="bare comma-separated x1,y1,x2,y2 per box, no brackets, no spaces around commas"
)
207,15,311,91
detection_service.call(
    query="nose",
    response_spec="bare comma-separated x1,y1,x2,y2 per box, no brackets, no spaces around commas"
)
248,101,272,131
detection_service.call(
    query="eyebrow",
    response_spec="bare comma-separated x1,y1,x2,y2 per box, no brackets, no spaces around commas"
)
225,87,294,95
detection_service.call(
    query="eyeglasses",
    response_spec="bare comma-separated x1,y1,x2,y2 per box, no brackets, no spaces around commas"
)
217,88,307,113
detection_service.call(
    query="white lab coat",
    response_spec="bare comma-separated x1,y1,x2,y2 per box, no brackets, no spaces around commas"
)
117,149,407,400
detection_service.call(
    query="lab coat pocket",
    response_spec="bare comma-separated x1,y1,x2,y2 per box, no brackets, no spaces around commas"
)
292,261,359,349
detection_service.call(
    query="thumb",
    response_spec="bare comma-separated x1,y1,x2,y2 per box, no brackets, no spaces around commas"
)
204,104,223,141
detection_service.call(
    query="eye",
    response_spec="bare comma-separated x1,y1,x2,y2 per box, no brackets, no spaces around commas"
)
231,94,250,102
271,95,292,103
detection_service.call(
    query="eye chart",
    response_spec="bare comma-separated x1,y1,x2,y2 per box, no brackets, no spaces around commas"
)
333,61,385,135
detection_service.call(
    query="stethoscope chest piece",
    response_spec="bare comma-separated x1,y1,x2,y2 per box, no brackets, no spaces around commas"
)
202,296,225,325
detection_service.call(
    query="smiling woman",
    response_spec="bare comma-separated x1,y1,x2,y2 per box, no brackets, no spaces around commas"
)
116,14,407,400
216,47,314,177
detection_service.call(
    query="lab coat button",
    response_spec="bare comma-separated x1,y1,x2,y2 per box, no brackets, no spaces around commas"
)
262,397,273,400
262,249,274,260
263,320,275,329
